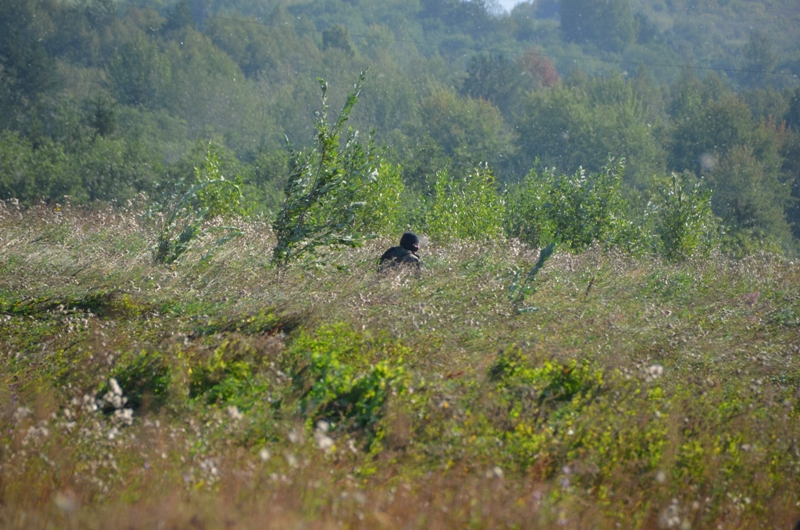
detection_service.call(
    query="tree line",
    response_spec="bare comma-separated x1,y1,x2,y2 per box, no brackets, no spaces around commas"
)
1,0,799,254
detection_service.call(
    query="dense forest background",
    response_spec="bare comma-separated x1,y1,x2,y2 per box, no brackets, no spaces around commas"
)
1,0,800,253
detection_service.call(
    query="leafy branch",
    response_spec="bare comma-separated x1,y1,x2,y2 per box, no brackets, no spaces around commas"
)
272,70,378,268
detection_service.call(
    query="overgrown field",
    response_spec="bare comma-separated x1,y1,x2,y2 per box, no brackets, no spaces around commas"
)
2,200,800,529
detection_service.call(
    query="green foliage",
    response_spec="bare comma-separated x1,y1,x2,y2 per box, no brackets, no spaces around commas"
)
505,158,637,252
352,161,406,235
272,72,379,267
560,0,637,51
153,143,246,264
204,14,296,78
709,144,794,251
738,29,778,89
517,75,664,187
414,89,514,178
648,172,718,260
461,53,523,115
107,33,171,107
487,346,604,470
189,340,258,406
0,132,70,202
0,0,58,126
426,164,504,241
290,324,408,442
322,24,355,56
107,351,172,411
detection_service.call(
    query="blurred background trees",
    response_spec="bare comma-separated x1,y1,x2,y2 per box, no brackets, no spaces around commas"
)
0,0,798,254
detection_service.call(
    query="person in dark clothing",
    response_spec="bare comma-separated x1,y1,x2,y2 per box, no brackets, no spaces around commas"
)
379,232,422,270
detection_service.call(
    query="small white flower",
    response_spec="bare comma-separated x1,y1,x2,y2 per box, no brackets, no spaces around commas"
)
226,405,243,421
647,364,664,378
13,406,32,423
315,433,334,451
114,408,134,426
288,430,302,445
258,448,271,462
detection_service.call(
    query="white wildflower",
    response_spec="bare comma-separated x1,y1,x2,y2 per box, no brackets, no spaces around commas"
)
315,432,334,452
13,406,32,423
646,364,664,382
113,408,134,426
314,421,334,452
199,457,219,478
258,448,271,462
226,405,243,421
103,379,127,409
288,430,303,445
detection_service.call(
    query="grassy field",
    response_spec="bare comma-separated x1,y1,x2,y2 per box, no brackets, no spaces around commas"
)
1,199,800,529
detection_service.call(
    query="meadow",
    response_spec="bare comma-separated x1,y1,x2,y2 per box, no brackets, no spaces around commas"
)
1,199,800,529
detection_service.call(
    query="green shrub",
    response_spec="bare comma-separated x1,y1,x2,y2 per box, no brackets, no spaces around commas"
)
353,161,406,236
647,172,718,260
152,143,246,264
426,163,504,241
289,324,408,443
106,351,172,411
505,157,638,252
188,338,268,407
487,346,604,470
272,72,380,267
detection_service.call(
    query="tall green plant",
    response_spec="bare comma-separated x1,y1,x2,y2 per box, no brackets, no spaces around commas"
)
505,158,637,252
426,163,504,241
353,161,406,236
153,144,246,264
648,172,718,261
272,71,379,267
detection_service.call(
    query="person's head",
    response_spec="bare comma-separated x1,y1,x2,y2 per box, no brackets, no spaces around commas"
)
400,232,420,253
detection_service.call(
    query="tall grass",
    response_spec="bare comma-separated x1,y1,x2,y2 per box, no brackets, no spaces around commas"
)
2,199,800,529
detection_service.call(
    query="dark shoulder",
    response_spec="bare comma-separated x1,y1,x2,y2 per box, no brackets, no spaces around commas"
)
380,246,410,262
379,246,421,269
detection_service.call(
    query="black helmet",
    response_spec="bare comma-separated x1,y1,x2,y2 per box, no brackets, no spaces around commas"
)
400,232,420,251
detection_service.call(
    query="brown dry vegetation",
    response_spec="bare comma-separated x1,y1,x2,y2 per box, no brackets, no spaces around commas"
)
1,199,800,529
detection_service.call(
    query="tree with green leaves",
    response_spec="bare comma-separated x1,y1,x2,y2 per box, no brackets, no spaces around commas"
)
322,24,355,56
153,143,246,264
516,74,663,188
426,163,504,242
647,172,717,261
272,71,379,267
505,158,637,252
461,53,523,116
560,0,637,52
